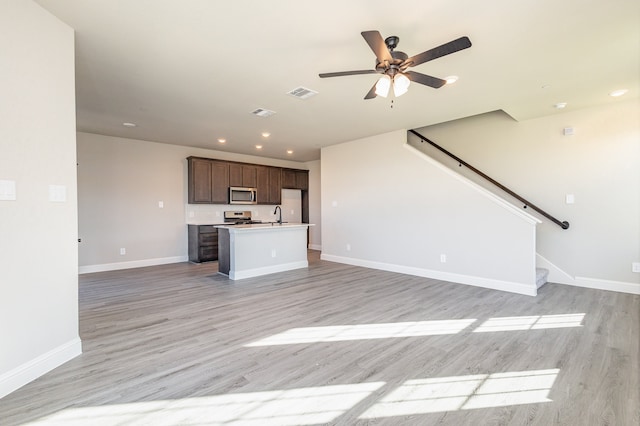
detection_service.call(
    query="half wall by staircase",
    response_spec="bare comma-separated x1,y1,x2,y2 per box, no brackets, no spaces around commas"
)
321,129,541,296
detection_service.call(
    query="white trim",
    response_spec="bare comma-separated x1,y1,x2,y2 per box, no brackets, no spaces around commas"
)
536,253,639,294
0,338,82,399
571,277,640,295
535,253,575,285
227,261,308,280
404,143,541,227
321,254,537,296
78,255,188,274
308,244,322,251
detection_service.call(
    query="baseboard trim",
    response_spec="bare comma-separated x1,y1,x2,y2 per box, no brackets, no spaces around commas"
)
0,337,82,399
321,254,537,296
229,261,309,280
79,255,188,274
308,244,322,251
572,277,640,295
536,253,639,294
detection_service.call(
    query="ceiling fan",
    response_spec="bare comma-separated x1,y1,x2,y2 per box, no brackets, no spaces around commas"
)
319,31,472,99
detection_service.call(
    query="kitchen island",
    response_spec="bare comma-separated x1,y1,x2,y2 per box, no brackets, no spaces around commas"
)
216,223,313,280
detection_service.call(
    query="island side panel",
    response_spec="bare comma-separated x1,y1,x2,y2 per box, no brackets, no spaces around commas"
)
217,227,231,276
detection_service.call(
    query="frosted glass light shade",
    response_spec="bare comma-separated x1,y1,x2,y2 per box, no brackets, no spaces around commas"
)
375,75,391,97
393,73,410,97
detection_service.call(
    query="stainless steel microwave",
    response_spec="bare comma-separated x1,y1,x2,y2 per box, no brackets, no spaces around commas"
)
229,187,257,204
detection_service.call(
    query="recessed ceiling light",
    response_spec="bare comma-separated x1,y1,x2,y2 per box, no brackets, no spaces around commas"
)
261,132,271,138
255,145,263,149
554,102,567,109
122,122,137,127
445,76,458,85
609,89,628,97
217,138,226,143
286,150,293,155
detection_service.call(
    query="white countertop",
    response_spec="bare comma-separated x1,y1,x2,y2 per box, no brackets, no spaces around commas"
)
215,222,313,231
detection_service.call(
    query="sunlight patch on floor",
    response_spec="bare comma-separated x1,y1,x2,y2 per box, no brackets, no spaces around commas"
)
473,314,585,332
25,382,386,426
244,319,477,346
359,369,559,418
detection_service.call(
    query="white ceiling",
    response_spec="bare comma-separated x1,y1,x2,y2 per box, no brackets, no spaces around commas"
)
35,0,639,162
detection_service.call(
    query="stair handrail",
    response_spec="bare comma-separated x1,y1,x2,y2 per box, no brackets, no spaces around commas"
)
409,129,570,230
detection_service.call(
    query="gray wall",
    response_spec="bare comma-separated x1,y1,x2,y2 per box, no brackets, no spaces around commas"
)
77,132,320,271
0,0,80,397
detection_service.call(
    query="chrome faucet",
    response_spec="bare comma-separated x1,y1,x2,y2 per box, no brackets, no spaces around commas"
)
273,205,282,224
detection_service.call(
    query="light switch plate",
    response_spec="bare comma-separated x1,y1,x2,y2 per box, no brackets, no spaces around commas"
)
565,194,575,204
49,185,67,202
0,180,17,200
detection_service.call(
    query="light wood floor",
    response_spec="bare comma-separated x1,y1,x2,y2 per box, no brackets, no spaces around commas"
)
1,252,638,425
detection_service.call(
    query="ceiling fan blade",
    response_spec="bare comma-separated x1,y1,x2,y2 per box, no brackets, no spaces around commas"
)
361,31,392,63
364,82,377,100
404,36,472,68
405,71,447,88
319,70,378,78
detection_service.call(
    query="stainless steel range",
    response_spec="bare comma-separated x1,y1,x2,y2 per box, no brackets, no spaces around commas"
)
223,211,263,225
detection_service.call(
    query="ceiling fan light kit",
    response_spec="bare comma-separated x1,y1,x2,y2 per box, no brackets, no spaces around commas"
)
319,30,472,100
375,75,391,97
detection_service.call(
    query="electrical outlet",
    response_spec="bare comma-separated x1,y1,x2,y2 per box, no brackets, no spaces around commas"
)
158,201,164,208
346,243,351,251
271,249,277,258
633,262,640,273
440,254,447,263
120,248,126,255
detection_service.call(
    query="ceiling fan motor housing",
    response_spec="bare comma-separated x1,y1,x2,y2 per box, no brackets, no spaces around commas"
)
375,50,408,75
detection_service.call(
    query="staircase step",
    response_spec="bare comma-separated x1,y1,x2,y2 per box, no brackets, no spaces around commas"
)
536,267,549,288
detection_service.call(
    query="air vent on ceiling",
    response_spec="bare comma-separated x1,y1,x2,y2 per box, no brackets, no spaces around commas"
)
250,108,276,117
287,87,318,100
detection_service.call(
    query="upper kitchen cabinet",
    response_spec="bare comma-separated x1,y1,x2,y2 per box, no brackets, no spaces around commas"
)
256,166,282,205
229,163,257,188
187,157,229,204
256,166,269,204
269,167,282,204
211,160,230,203
282,168,308,190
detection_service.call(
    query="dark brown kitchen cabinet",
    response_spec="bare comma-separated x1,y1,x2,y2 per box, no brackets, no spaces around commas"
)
188,157,229,204
282,168,308,190
296,170,309,191
281,168,296,189
256,166,282,205
188,225,218,262
268,167,282,204
229,163,257,188
188,157,213,203
255,166,270,204
211,161,230,204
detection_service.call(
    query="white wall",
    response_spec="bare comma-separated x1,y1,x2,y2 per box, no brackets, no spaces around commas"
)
321,130,540,295
414,100,639,289
0,1,81,398
306,159,322,250
77,132,319,272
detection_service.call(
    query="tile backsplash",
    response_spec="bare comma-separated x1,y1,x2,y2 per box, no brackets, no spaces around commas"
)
186,189,302,225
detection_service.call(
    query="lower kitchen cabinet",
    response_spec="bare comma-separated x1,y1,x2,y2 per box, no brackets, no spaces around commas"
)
188,225,218,262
